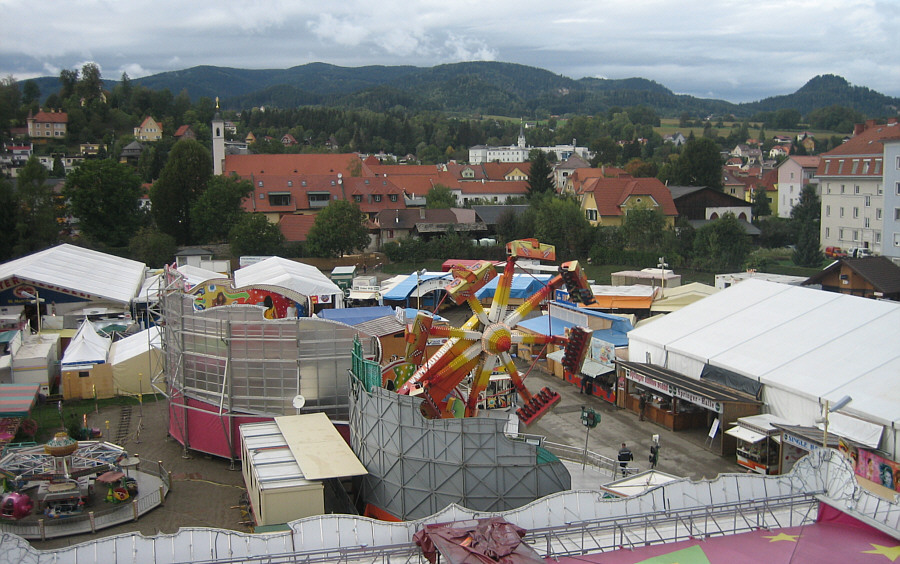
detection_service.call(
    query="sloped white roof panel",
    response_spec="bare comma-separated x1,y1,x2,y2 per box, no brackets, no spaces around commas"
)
710,291,890,380
61,321,111,367
665,284,843,368
627,278,791,348
178,264,228,288
109,326,161,364
0,244,146,305
235,257,341,297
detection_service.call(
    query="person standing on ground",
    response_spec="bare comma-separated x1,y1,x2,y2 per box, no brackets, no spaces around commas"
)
638,393,647,421
618,443,634,476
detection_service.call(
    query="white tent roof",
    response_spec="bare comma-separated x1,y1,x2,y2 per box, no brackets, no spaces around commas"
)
0,244,146,305
234,257,342,297
109,326,161,364
627,279,900,427
61,320,111,367
178,264,228,289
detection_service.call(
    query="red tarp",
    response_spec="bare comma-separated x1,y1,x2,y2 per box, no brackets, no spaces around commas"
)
413,517,543,564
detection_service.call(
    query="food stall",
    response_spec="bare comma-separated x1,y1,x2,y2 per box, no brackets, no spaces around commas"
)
726,414,790,475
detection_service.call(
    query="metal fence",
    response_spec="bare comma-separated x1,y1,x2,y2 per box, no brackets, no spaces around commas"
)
0,459,172,540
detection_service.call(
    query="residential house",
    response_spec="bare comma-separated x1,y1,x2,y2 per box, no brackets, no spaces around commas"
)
882,136,900,261
775,156,820,219
818,119,899,255
1,144,32,168
663,132,686,146
769,145,791,159
372,208,469,248
577,175,678,227
773,135,792,145
26,110,68,139
668,185,758,236
134,117,163,142
551,154,590,190
803,256,900,300
561,166,627,197
731,144,762,165
223,121,238,135
245,132,257,144
800,137,816,153
79,143,104,156
119,141,144,166
174,125,196,141
281,133,298,146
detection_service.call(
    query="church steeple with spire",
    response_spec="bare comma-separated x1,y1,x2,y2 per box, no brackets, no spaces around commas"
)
517,121,526,149
212,96,225,175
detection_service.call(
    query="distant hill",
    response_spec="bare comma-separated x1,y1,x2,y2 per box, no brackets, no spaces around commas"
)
23,62,900,120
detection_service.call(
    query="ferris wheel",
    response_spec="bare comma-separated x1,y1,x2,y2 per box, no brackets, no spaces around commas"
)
397,240,594,426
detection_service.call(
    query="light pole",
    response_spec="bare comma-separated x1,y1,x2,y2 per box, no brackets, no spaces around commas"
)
822,395,852,449
21,290,44,334
657,257,669,291
415,268,427,310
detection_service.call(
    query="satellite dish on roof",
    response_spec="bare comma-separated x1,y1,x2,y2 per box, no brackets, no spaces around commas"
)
292,395,306,410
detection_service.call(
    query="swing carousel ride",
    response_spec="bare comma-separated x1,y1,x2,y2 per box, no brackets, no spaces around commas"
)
394,239,595,426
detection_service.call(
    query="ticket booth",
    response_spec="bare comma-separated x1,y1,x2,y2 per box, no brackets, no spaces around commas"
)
726,414,789,475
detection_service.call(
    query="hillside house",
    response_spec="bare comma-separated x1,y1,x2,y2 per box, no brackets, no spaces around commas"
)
26,110,67,139
134,117,163,142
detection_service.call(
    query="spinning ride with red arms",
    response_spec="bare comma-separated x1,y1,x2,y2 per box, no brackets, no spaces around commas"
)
397,240,594,426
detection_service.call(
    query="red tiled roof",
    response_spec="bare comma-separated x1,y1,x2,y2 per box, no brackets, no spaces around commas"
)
819,121,900,158
790,156,820,168
458,180,528,196
583,176,678,217
174,125,191,137
30,110,68,123
279,214,317,242
224,153,365,177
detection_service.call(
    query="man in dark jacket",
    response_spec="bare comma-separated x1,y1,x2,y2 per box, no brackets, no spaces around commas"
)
618,443,633,476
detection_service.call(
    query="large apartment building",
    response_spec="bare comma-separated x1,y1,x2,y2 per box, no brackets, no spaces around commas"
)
818,119,899,255
775,156,820,218
882,137,900,261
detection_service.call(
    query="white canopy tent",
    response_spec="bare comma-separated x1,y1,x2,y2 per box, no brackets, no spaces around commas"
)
0,244,146,306
108,326,162,396
627,279,900,456
61,320,111,370
235,257,344,308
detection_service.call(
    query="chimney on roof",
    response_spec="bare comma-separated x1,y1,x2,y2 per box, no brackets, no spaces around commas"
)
854,123,865,136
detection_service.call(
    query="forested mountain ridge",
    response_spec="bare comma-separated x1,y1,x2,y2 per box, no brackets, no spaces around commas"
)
23,62,899,119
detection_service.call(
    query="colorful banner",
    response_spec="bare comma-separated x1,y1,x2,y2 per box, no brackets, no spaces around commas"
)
190,281,306,318
855,446,900,492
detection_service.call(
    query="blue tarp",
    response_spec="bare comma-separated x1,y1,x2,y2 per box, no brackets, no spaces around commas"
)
381,272,452,301
475,274,553,300
319,306,395,326
515,315,573,337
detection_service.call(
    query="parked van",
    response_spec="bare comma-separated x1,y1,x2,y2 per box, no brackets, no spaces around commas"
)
825,246,848,258
847,247,873,258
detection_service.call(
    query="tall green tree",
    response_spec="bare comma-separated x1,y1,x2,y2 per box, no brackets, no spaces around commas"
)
14,156,59,256
305,200,370,258
791,184,823,266
149,139,212,245
671,137,723,189
620,206,667,253
0,75,21,138
426,184,457,209
526,149,554,199
229,213,285,257
64,159,144,247
190,176,253,243
532,196,592,260
0,177,18,261
751,186,771,223
692,212,749,271
128,226,177,267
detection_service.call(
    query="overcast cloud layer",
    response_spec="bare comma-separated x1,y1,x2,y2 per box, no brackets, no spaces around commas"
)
2,0,898,103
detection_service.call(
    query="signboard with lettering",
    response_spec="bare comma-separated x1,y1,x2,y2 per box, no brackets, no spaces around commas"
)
624,367,723,413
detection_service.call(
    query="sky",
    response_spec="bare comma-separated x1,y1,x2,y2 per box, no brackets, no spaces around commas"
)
2,0,898,104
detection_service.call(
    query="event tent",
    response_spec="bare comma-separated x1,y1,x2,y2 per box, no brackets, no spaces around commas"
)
108,326,162,395
627,279,900,455
474,274,553,300
61,321,110,370
0,244,146,306
234,257,343,306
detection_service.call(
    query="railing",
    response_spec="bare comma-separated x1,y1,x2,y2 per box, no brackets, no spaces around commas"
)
0,458,171,540
541,440,620,477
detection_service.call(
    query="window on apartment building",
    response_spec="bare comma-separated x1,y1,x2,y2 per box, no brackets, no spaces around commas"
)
258,181,263,187
825,205,830,217
874,160,882,174
864,217,870,228
840,184,845,193
389,194,397,202
839,228,845,240
863,161,870,174
790,172,794,179
387,229,394,239
876,208,882,220
268,193,291,206
877,184,882,195
373,195,382,202
895,208,900,221
840,207,844,217
865,195,871,207
287,181,292,187
853,207,859,218
853,230,859,241
896,182,900,196
353,195,362,203
825,227,830,238
826,184,831,194
895,233,900,247
854,185,860,194
585,209,598,222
